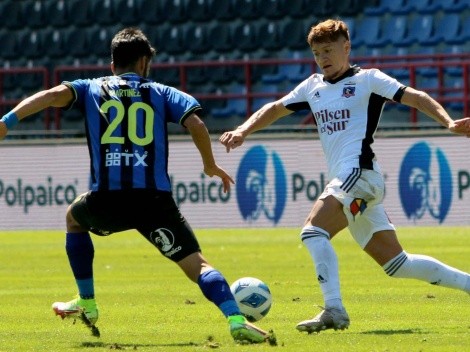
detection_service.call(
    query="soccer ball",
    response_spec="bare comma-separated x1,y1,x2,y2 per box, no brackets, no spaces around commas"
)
230,277,272,322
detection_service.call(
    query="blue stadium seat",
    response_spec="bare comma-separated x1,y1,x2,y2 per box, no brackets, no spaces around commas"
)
353,16,381,48
444,76,464,111
65,27,90,58
286,0,318,18
43,29,68,59
211,84,247,118
87,27,115,62
234,0,260,20
135,0,164,24
442,44,466,77
410,0,441,14
333,0,362,17
0,30,19,61
373,16,407,48
398,15,434,47
342,17,356,42
422,14,461,46
161,26,186,55
441,0,469,12
251,83,279,112
448,15,470,45
364,0,412,15
261,51,310,84
208,0,236,21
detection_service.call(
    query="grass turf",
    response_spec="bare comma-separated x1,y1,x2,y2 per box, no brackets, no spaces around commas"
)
0,227,469,351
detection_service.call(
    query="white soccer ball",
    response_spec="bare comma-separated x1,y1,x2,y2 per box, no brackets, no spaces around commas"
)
230,277,272,322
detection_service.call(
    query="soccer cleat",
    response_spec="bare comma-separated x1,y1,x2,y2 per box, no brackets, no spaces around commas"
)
296,306,350,334
52,296,100,337
228,314,269,344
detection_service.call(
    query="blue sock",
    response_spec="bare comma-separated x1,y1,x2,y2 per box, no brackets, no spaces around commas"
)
65,232,95,299
198,269,240,317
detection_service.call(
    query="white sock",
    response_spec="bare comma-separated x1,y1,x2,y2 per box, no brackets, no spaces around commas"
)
301,225,343,309
384,251,470,292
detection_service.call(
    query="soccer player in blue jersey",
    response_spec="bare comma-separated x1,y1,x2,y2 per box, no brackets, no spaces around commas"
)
0,27,269,344
220,19,470,333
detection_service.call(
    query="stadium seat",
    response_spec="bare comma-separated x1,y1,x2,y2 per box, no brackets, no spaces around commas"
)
66,0,92,26
373,16,407,48
23,0,46,29
410,0,440,14
208,0,236,21
286,0,318,18
421,14,461,46
87,27,115,62
113,0,139,26
259,0,289,20
18,30,45,60
45,0,69,28
234,0,260,20
258,21,282,52
397,15,434,47
185,24,210,55
211,83,247,118
440,0,469,12
251,83,279,112
162,0,188,23
0,1,24,30
279,20,311,50
262,51,310,84
205,54,238,85
161,26,186,55
0,30,20,61
187,0,211,22
444,76,464,111
90,0,116,25
208,23,234,53
364,0,412,15
353,16,381,48
232,23,260,53
333,0,362,17
135,0,163,25
64,27,90,59
447,15,470,45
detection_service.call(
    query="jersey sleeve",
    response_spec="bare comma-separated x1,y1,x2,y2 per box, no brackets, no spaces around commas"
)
61,79,89,110
280,78,311,112
368,69,406,102
163,86,202,125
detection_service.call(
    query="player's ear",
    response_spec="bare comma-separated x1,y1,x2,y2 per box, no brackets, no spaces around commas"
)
111,62,116,75
344,40,351,55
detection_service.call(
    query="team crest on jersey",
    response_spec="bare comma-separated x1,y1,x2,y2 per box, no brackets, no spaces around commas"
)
342,86,355,98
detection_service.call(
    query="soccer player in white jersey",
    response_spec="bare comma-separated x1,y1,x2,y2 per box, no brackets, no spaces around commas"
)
220,19,470,333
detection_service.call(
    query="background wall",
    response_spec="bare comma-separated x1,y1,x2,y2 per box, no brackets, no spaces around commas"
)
0,135,468,230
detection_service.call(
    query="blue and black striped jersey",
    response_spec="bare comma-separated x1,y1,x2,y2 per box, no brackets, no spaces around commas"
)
64,73,201,192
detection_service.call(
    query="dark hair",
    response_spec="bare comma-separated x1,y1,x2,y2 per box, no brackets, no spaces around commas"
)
111,27,156,68
307,19,350,46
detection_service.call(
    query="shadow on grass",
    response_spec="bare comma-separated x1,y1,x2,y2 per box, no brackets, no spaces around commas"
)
80,341,210,349
360,328,427,335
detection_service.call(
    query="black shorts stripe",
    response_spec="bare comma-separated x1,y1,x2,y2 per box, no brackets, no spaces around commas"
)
341,168,361,193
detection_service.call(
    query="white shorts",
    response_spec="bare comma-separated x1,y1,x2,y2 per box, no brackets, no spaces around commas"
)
319,168,395,248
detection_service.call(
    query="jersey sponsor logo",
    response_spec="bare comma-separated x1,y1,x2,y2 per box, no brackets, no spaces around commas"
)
105,149,148,167
149,228,182,257
236,145,287,224
314,108,351,135
398,141,452,223
342,86,355,98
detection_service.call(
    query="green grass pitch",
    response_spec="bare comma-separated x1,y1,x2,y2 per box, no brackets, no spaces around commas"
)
1,227,469,351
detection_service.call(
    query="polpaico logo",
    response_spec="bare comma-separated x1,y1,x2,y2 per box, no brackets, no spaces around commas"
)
0,177,79,213
399,142,452,223
236,145,287,224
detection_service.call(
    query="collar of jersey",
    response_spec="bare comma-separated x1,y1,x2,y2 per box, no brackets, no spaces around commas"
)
324,65,360,84
118,72,141,78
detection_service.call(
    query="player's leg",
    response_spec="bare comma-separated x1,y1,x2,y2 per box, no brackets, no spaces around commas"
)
52,192,99,334
297,195,350,333
364,227,470,293
137,199,269,343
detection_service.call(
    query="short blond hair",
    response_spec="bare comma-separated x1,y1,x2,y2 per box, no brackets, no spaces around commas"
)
307,19,350,46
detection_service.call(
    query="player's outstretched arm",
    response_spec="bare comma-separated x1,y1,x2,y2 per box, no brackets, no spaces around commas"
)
219,100,291,153
185,113,234,193
0,84,74,139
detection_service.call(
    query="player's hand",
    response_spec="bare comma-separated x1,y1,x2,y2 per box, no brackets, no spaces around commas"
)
204,164,235,193
0,121,8,140
219,129,246,153
449,117,470,137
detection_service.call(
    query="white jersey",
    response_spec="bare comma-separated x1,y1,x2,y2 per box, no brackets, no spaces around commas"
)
281,66,405,179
